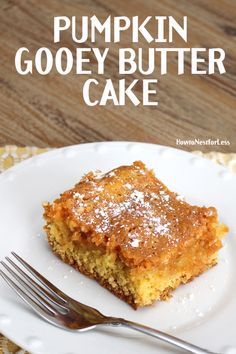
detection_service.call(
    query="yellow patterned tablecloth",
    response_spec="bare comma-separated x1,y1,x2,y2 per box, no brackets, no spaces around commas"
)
0,145,236,354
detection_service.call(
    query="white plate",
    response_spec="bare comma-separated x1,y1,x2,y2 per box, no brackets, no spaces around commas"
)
0,142,236,354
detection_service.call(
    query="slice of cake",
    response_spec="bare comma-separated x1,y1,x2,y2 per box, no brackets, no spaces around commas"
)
43,161,228,309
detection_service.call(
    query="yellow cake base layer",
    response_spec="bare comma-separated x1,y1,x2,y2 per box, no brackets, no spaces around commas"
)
46,221,217,309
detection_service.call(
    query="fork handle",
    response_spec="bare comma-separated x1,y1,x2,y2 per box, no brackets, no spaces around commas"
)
105,317,220,354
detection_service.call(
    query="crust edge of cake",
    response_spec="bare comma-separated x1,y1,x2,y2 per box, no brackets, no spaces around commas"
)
47,234,219,310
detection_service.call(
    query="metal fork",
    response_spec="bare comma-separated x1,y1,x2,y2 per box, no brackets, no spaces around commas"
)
0,252,220,354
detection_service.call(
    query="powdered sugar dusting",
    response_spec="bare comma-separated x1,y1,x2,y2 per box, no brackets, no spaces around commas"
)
130,239,140,248
130,190,145,203
69,163,192,252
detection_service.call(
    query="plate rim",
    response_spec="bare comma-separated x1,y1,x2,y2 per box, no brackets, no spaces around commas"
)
0,141,235,354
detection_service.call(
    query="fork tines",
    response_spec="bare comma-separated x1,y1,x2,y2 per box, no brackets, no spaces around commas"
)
0,252,68,320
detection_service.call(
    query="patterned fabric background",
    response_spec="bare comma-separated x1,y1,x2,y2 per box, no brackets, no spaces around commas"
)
0,145,235,354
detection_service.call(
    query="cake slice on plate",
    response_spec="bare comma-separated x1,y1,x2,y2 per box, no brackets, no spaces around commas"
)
43,161,228,309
